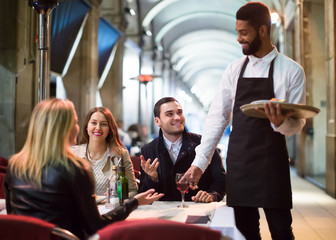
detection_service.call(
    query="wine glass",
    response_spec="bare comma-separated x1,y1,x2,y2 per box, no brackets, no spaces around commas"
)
175,173,189,208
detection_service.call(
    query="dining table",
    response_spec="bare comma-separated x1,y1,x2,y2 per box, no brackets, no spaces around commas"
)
1,197,245,239
98,200,245,240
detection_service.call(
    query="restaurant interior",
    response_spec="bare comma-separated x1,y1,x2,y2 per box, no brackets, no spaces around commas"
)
1,0,336,239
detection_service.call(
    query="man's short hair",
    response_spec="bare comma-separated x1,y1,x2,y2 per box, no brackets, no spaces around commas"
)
154,97,179,118
236,1,271,35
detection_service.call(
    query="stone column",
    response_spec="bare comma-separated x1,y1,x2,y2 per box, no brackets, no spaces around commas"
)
99,37,124,121
63,0,101,126
325,0,336,197
0,0,39,155
294,0,306,177
99,0,125,121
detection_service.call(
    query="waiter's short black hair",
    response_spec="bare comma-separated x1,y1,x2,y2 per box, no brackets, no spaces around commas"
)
236,1,271,35
154,97,179,118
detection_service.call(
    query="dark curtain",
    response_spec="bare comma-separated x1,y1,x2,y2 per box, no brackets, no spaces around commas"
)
50,0,92,75
98,18,122,78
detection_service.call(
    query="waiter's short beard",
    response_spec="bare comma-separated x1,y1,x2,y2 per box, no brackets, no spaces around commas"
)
242,32,262,55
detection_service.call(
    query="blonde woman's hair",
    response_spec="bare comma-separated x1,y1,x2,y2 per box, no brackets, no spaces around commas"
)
9,98,87,188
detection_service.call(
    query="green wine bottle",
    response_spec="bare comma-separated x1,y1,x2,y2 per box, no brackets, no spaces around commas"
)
117,166,128,204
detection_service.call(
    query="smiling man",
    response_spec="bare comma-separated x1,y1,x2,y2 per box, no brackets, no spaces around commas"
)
138,97,226,203
183,2,306,240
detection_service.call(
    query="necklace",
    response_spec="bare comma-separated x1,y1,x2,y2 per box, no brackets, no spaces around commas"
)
88,149,107,161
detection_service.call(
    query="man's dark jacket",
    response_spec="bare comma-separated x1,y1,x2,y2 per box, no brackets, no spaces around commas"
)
139,129,226,201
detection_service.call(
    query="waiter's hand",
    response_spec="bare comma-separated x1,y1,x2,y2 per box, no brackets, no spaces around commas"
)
191,190,213,203
256,102,294,127
181,165,202,190
140,155,159,182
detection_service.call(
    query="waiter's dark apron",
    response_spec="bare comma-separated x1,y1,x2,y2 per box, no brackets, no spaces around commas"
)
226,57,292,209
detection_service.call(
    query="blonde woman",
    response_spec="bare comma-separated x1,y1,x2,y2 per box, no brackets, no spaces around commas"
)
5,98,163,239
72,107,138,197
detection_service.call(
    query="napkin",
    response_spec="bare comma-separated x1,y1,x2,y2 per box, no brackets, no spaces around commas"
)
185,215,210,224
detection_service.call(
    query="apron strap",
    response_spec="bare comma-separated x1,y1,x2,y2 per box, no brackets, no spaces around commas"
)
238,56,277,97
238,57,250,79
267,57,276,95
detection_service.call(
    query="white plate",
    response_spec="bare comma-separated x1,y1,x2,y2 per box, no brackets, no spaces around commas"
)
250,99,286,104
96,195,106,203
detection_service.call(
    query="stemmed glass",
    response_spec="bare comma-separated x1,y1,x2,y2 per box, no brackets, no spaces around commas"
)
175,173,189,208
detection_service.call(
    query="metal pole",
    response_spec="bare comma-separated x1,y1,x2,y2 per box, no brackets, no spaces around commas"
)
39,13,50,101
28,0,58,102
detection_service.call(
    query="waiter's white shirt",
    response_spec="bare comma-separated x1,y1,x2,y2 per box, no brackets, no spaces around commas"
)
193,48,306,172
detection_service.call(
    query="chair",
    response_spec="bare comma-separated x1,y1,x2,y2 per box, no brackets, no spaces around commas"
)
0,167,6,199
89,218,227,240
0,157,8,167
0,166,6,173
0,214,79,240
130,156,141,182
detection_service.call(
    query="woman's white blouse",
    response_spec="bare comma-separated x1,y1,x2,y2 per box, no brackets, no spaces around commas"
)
71,144,138,197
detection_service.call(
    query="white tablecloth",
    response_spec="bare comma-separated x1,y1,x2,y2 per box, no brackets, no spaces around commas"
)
0,199,6,214
98,201,245,240
210,205,246,240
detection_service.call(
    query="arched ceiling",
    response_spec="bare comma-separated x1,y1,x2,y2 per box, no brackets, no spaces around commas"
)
127,0,281,109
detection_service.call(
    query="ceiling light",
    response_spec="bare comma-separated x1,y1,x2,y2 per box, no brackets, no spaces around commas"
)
145,30,152,37
271,12,281,25
125,7,136,16
156,45,163,51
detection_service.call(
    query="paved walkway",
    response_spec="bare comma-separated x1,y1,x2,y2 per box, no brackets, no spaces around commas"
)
259,169,336,239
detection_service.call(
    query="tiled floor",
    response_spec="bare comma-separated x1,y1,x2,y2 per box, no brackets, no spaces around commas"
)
259,169,336,240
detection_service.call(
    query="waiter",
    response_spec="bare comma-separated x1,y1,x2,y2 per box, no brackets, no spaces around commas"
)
182,2,306,239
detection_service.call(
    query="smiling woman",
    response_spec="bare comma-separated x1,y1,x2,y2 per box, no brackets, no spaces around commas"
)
71,107,138,197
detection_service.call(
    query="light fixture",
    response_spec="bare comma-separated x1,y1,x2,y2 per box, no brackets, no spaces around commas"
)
130,74,161,84
125,7,136,16
271,11,281,26
156,45,163,51
144,29,152,37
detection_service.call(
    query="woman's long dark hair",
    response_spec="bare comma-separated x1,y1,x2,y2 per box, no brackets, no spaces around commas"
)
79,107,124,155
